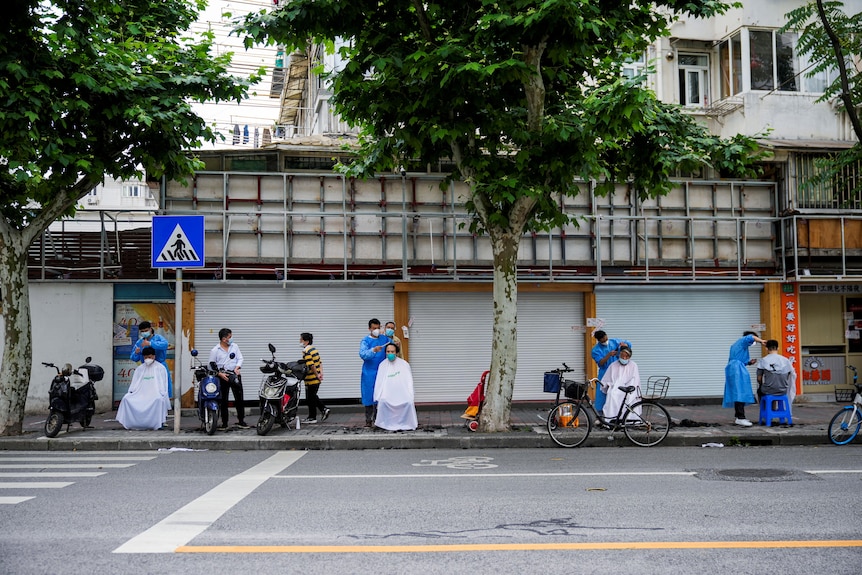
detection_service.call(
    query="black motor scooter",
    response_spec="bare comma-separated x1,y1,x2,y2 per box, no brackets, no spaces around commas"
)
256,343,307,436
43,357,102,438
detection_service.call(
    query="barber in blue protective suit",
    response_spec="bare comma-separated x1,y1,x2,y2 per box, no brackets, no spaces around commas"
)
591,330,632,412
131,320,172,399
358,318,391,427
723,331,766,427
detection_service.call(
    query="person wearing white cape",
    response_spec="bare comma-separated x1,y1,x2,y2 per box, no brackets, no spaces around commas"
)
116,347,171,430
599,345,641,421
373,343,418,431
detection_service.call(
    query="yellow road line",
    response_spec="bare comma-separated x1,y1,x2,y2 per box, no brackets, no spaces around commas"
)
176,540,862,553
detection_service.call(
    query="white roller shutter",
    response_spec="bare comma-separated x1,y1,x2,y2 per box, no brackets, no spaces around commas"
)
408,291,585,402
194,283,394,401
595,285,762,398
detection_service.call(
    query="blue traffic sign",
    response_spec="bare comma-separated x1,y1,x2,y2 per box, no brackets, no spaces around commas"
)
151,215,205,268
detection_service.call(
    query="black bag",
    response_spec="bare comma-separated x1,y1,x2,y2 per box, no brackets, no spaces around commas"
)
543,372,562,393
81,364,104,382
564,380,587,400
283,360,308,380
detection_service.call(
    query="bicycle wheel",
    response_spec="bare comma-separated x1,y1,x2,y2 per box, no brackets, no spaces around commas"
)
828,406,862,445
547,402,591,448
624,401,670,447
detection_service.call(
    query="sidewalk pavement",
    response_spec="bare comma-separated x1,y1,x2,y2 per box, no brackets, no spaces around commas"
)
0,400,846,452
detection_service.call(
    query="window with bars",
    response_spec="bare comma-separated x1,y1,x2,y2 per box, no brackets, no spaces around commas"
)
794,153,862,210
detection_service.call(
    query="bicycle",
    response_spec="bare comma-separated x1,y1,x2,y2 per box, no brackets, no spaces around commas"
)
547,375,671,448
828,365,862,445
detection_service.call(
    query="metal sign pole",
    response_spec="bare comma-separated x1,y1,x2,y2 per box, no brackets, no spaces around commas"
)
173,268,182,434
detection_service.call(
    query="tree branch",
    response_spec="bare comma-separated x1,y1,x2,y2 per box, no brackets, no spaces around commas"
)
816,0,862,142
522,38,548,134
410,0,434,42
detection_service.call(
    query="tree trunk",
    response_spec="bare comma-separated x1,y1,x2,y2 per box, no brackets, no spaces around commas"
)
0,229,33,436
478,230,521,432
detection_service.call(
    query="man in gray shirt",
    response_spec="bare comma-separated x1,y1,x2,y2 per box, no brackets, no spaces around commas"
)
756,339,796,402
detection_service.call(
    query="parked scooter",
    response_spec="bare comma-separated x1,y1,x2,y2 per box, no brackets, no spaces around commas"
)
256,343,307,436
43,357,102,438
190,349,222,435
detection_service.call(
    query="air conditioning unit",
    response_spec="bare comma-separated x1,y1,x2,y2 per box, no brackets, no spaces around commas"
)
86,197,99,205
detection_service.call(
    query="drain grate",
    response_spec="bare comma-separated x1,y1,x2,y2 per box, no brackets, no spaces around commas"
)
690,468,821,482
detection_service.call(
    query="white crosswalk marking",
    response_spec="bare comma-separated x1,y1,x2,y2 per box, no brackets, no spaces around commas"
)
0,482,74,489
0,463,137,469
0,452,160,505
114,451,305,553
0,472,106,478
0,497,35,504
0,456,155,462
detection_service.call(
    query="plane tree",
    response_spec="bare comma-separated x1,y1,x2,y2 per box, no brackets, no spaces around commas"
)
242,0,762,431
784,1,862,201
0,0,255,435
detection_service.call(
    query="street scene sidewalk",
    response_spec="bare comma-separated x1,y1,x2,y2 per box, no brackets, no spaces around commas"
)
0,399,846,452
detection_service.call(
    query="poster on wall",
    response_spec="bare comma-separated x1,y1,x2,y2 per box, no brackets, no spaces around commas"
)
113,302,176,403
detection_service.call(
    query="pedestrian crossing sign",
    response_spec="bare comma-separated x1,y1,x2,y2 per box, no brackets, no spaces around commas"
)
151,215,205,268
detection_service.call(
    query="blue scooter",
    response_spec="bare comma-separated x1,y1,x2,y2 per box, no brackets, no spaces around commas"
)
190,349,221,435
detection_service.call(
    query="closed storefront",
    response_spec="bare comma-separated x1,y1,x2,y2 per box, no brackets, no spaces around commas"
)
407,291,586,402
799,284,862,399
595,286,763,398
193,283,394,401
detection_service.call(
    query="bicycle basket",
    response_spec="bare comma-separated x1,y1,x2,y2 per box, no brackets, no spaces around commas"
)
564,380,588,400
641,376,670,400
543,372,562,393
835,388,855,403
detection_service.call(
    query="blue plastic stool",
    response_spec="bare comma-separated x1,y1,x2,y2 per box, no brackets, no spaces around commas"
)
758,394,792,426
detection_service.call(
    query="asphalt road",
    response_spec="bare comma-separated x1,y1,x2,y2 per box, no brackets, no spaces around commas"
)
1,446,860,574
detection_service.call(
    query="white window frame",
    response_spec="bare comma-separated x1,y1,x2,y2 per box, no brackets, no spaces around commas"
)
678,53,710,107
122,184,145,198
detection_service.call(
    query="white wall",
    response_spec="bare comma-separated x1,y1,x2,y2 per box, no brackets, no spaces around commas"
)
24,283,114,414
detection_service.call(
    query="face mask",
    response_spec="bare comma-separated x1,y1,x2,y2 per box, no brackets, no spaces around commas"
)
385,328,395,337
227,338,233,345
371,329,380,337
619,358,629,366
144,358,155,366
386,353,396,361
139,331,151,339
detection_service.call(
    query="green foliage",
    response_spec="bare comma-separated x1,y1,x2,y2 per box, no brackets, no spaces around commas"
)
0,0,256,229
783,1,862,105
242,0,760,237
782,1,862,200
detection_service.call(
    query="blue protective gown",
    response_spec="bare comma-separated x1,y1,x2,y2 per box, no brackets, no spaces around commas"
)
130,333,173,398
358,334,391,406
723,334,757,408
591,337,631,411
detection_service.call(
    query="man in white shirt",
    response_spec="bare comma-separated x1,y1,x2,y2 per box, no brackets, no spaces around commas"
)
208,328,248,429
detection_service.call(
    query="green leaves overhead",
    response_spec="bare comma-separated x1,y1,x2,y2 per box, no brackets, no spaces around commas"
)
0,0,255,229
242,0,760,235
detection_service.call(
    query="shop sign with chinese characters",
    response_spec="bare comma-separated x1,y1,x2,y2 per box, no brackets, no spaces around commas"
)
781,284,803,393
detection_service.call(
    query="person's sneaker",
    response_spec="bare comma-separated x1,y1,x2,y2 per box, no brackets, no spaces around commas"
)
218,424,228,430
734,418,753,427
235,421,250,429
321,408,331,422
364,421,373,428
301,417,317,424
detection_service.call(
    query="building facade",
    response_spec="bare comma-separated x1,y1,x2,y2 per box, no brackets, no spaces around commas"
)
20,1,862,412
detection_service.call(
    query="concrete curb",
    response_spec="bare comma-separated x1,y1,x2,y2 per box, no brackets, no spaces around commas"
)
0,424,834,451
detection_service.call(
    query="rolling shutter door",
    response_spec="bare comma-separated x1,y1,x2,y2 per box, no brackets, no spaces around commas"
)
407,291,585,402
595,285,762,398
194,283,394,400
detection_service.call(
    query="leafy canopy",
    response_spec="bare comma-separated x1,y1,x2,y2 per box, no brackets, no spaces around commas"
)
783,1,862,203
0,0,257,228
242,0,761,234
